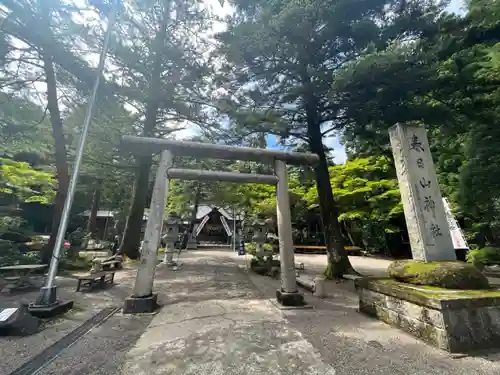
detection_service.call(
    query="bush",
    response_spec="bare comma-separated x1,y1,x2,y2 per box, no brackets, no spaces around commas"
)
245,242,274,256
59,256,92,271
388,260,489,290
246,243,256,255
0,231,31,243
466,247,500,270
263,243,274,252
0,216,24,232
0,239,39,266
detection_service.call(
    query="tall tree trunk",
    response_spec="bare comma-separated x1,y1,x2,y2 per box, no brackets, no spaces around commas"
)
86,181,102,238
308,133,354,278
42,53,69,265
118,155,152,258
118,7,169,258
302,80,354,278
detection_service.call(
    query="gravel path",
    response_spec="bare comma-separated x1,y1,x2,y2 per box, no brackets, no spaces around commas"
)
36,313,154,375
0,268,140,375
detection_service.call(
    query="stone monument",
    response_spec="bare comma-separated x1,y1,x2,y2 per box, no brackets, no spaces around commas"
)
389,124,456,261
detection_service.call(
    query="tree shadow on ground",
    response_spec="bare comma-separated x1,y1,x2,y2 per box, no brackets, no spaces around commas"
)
246,268,500,375
153,262,263,306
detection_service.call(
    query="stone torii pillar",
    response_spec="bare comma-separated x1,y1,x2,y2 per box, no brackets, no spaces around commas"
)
123,150,172,314
121,136,319,313
275,160,301,303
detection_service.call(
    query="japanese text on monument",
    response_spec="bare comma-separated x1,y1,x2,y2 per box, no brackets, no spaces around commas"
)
408,133,442,239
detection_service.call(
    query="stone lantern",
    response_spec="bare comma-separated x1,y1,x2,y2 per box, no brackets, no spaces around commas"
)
162,212,181,266
251,217,269,257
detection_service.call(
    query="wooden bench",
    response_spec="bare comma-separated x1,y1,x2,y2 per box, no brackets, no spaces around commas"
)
101,260,122,270
293,245,363,255
74,270,115,292
97,255,123,270
294,245,326,254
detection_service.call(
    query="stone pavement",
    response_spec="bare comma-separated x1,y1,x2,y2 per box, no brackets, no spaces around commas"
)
120,252,336,375
119,251,500,375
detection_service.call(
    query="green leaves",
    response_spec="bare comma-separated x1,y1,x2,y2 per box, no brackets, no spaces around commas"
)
217,0,411,142
0,157,55,204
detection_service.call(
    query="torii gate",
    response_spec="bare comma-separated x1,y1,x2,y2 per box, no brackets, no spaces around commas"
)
120,135,319,313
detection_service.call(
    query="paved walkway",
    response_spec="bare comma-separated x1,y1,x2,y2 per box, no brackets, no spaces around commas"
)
121,252,336,375
119,251,500,375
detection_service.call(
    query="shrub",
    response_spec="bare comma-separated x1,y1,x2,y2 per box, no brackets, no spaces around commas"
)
59,256,92,271
263,243,274,252
245,243,256,255
0,231,31,243
0,239,39,266
245,242,274,256
466,247,500,270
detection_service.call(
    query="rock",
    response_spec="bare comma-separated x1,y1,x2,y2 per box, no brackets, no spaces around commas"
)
387,260,490,290
0,305,40,336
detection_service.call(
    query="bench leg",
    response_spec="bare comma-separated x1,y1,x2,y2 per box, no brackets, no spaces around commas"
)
76,279,82,292
99,276,105,288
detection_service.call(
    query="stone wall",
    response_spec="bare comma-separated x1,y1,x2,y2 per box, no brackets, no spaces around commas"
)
356,278,500,353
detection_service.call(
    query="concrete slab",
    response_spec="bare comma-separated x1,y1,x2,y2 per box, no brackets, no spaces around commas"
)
113,250,500,375
121,298,335,375
120,253,336,375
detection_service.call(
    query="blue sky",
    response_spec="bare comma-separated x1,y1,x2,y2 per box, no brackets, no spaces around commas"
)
265,0,466,163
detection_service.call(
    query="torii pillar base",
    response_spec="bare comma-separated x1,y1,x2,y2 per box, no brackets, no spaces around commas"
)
276,289,305,307
123,293,159,314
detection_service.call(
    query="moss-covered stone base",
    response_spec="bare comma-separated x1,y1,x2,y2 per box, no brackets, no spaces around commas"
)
387,260,489,290
356,278,500,353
